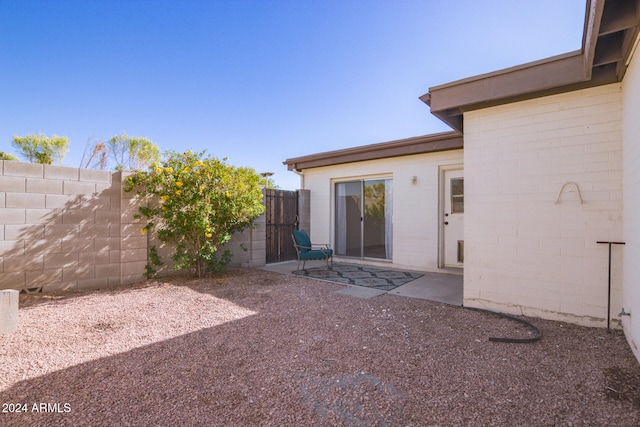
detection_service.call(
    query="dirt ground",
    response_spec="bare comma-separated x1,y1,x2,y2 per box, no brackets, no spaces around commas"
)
1,268,640,426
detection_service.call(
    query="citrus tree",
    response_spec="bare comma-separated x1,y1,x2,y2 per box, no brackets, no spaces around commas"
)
125,150,265,278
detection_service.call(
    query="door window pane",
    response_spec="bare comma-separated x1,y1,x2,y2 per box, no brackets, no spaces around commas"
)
451,178,464,214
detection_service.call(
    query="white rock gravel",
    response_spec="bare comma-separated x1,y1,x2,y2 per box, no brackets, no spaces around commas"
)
1,268,639,426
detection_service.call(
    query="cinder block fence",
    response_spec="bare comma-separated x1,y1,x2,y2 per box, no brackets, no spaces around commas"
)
0,161,266,293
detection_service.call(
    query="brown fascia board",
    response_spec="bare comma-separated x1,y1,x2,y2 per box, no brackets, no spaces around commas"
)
423,51,587,127
283,131,463,171
423,0,613,131
582,0,606,73
422,57,620,132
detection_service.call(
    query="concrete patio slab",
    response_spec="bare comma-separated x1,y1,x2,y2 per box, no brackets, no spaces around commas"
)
260,261,463,305
389,271,463,306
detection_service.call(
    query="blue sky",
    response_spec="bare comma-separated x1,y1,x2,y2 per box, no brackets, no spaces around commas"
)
1,0,585,190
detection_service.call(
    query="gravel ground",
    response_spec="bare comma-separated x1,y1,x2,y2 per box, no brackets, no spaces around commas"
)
1,268,640,426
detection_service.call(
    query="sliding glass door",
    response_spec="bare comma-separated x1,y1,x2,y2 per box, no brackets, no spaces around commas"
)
335,179,392,260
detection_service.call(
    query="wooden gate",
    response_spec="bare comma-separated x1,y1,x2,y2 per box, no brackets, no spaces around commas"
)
265,189,298,264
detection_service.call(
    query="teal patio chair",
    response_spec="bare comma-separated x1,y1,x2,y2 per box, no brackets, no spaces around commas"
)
291,229,333,270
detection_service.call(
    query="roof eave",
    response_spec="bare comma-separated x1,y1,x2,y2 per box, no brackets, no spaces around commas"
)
424,0,640,130
283,131,463,171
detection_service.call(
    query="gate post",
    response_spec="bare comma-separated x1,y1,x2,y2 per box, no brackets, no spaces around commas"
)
297,189,311,233
248,210,266,268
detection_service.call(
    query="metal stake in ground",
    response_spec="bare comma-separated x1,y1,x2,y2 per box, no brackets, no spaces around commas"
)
596,241,625,333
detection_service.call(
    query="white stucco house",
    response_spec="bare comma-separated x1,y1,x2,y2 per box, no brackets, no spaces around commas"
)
284,0,640,361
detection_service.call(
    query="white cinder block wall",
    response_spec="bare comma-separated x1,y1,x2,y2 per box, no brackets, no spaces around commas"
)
464,84,624,327
300,150,463,272
623,45,640,358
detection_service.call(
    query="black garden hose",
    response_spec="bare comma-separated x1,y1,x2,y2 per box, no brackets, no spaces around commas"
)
466,307,542,343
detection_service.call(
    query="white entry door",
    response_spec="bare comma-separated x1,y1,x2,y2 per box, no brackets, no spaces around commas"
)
443,169,464,267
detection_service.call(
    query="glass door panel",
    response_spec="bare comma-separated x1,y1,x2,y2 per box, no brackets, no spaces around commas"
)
335,181,362,257
363,180,387,259
335,179,392,260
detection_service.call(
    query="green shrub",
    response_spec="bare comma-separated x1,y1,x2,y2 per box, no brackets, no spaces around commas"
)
125,150,264,278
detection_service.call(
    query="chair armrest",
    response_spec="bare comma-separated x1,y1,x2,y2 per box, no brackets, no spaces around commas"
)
311,244,331,249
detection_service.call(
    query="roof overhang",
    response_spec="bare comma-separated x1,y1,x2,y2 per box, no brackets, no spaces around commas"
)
282,0,640,173
283,131,462,171
422,0,640,131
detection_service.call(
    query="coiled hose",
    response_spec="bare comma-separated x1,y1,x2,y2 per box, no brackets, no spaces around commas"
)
466,307,542,343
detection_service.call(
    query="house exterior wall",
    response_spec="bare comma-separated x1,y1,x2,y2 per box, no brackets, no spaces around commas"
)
299,149,463,271
464,84,624,327
622,44,640,358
